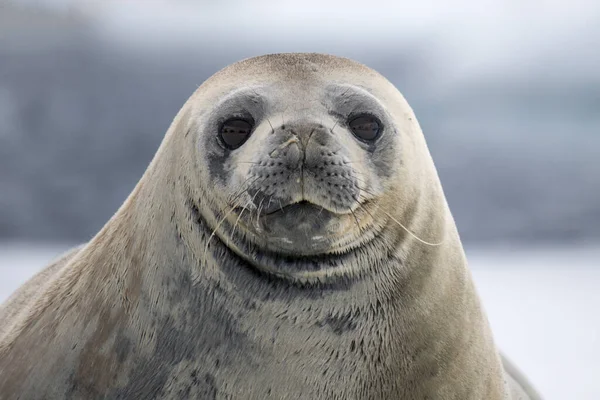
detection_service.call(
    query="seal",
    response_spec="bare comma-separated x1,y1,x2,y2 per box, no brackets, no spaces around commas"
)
0,53,542,399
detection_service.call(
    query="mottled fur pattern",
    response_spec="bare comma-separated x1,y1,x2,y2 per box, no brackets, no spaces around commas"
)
0,53,541,399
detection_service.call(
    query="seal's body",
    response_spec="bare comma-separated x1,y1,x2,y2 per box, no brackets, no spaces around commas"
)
0,53,541,399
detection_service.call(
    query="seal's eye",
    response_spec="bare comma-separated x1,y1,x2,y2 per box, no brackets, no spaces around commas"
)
219,119,253,149
348,115,381,142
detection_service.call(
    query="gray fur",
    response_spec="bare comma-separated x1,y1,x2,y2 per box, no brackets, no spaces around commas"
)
0,53,541,399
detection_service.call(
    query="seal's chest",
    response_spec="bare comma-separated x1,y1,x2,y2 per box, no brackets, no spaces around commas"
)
156,345,383,400
154,322,393,399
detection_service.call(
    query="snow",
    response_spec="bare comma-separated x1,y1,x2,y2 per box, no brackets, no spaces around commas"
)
468,246,600,399
1,242,598,399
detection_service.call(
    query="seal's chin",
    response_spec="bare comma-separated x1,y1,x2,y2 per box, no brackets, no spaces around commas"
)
259,201,339,256
191,198,382,284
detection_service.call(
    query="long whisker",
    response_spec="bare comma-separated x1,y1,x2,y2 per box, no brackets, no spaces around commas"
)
203,177,266,267
308,166,444,247
265,116,275,133
228,172,276,206
202,203,240,267
334,172,377,198
227,177,255,204
330,119,340,134
235,161,262,165
381,209,445,246
256,197,266,226
266,195,274,212
354,192,444,247
230,198,253,239
317,203,326,217
227,176,262,205
250,88,275,133
349,208,362,234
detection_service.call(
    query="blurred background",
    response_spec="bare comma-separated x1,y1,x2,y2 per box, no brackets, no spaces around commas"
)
0,0,598,398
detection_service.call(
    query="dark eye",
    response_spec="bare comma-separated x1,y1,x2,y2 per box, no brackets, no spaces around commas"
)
219,118,254,149
348,115,381,142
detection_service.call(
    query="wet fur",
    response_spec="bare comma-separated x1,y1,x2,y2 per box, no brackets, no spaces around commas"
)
0,53,541,399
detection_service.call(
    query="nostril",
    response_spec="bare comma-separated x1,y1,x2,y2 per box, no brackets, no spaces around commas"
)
286,142,302,171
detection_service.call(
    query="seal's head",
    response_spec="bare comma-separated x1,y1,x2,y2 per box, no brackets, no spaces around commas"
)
179,53,441,283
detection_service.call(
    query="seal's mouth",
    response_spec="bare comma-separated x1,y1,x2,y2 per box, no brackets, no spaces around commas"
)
257,200,338,255
262,200,321,216
261,199,343,217
188,198,385,286
231,197,373,257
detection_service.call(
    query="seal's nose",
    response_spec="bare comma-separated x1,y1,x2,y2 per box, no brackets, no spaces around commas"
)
269,137,302,171
272,120,332,172
246,118,346,215
277,121,328,149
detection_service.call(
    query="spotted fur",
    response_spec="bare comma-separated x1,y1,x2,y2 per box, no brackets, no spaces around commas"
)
0,53,541,399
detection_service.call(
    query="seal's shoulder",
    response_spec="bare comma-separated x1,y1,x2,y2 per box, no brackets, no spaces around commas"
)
0,244,84,336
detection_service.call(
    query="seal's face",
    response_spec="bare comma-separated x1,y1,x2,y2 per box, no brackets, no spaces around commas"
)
191,55,407,280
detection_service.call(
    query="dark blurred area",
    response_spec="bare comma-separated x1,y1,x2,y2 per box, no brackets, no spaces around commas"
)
1,1,599,245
